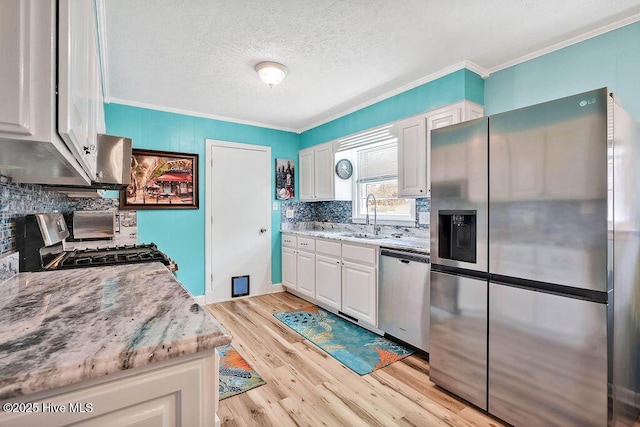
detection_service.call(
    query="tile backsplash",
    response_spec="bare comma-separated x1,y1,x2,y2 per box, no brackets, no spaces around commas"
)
0,252,19,284
282,198,430,228
0,176,128,257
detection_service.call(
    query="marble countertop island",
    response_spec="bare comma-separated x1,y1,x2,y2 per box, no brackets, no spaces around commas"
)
0,262,231,401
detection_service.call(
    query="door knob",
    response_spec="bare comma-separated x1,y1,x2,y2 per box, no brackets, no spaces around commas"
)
260,228,267,233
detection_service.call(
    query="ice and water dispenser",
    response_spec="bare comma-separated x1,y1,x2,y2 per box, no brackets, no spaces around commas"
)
438,210,477,263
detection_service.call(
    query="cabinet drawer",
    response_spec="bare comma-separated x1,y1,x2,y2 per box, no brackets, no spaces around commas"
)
315,239,341,257
297,237,315,251
342,244,377,265
282,234,297,248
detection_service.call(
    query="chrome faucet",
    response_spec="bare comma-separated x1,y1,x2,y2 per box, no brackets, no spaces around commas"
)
365,193,380,235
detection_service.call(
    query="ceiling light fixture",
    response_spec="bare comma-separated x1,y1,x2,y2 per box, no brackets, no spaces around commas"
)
255,61,288,87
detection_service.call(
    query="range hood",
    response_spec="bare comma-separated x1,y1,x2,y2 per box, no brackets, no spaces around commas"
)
46,134,132,192
92,134,132,189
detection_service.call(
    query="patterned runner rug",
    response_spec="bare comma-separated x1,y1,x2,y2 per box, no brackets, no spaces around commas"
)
218,344,266,400
274,305,414,375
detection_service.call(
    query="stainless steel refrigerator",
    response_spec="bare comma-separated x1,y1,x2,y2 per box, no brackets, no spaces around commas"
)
429,88,640,427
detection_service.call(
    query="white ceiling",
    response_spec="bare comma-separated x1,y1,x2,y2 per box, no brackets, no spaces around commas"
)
102,0,640,133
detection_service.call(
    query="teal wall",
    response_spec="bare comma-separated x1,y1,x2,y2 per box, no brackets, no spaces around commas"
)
104,68,482,296
104,17,640,298
485,21,640,122
300,68,485,148
104,104,300,296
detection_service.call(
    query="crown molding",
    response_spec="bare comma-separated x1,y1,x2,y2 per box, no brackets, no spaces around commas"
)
298,13,640,132
104,97,299,133
297,60,489,133
463,60,490,79
487,13,640,74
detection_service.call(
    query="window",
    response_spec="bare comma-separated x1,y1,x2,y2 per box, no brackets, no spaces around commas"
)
337,125,415,225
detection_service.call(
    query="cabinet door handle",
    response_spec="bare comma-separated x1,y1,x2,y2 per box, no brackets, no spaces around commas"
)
419,189,423,193
260,228,267,233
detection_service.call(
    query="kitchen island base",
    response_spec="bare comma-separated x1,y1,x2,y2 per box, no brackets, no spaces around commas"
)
0,350,220,427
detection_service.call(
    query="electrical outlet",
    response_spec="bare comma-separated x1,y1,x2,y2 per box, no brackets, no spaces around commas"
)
419,212,430,224
286,209,294,219
273,202,278,210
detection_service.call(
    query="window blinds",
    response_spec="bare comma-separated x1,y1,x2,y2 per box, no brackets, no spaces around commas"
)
337,124,396,152
334,123,399,183
357,142,397,183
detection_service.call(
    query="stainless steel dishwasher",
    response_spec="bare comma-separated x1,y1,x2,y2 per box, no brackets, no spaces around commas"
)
378,248,430,352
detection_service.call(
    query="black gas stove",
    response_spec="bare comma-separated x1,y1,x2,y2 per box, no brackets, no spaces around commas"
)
16,214,176,272
53,243,175,270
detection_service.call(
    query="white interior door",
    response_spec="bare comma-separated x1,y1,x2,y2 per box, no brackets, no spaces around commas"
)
206,140,271,302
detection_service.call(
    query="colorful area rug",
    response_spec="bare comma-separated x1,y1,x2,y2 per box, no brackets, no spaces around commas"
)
218,344,266,400
274,306,414,375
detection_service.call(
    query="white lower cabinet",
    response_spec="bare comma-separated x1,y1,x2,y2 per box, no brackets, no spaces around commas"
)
0,352,219,427
315,254,342,310
281,234,378,326
342,261,377,326
296,250,316,299
282,247,297,289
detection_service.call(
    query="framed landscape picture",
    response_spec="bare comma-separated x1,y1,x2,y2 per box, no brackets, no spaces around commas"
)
120,149,199,210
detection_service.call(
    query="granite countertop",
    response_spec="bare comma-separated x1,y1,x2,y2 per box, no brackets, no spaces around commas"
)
0,263,231,400
282,230,429,254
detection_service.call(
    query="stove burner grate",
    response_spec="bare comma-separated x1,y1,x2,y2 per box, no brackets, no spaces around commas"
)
56,243,173,270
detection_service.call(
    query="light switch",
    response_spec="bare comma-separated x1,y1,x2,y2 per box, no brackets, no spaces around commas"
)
273,202,278,210
286,209,294,219
419,212,430,224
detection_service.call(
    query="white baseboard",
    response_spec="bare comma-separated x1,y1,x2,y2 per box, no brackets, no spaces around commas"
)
204,283,285,305
270,283,285,293
192,294,206,305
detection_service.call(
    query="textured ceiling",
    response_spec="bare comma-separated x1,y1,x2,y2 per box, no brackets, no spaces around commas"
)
102,0,640,132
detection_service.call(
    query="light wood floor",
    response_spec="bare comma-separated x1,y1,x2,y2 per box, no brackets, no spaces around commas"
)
205,292,505,427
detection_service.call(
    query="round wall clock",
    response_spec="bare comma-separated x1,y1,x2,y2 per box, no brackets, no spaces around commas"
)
335,158,353,179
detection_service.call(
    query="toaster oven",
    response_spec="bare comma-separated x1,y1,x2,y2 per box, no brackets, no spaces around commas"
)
73,210,116,240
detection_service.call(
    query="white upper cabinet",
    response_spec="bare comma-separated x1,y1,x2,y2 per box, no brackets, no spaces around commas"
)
314,144,335,200
395,100,484,198
299,142,336,201
299,148,315,200
396,116,427,197
0,0,101,185
58,0,99,178
96,74,106,135
0,1,36,137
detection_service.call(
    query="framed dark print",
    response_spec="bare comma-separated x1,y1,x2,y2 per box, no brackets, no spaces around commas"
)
275,158,295,200
120,149,199,210
335,158,353,179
